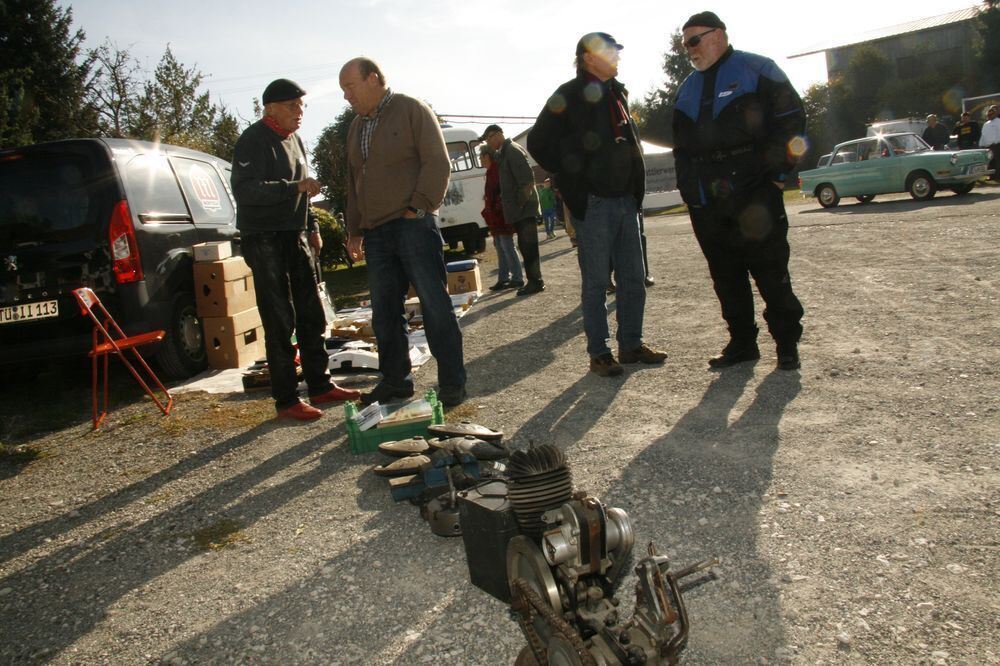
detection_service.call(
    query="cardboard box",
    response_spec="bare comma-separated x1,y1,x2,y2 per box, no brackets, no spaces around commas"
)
447,265,482,296
192,241,232,262
203,307,263,369
194,256,256,317
404,297,421,318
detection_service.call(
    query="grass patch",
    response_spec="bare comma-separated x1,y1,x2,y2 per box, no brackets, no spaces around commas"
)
189,519,249,551
0,444,52,467
159,393,272,436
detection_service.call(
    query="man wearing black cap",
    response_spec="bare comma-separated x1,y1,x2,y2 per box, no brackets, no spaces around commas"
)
672,12,806,371
481,125,544,295
528,32,667,377
231,78,361,421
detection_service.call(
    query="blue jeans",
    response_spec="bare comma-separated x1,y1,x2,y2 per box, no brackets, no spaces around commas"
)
574,195,647,358
363,215,466,390
542,209,557,235
493,234,522,282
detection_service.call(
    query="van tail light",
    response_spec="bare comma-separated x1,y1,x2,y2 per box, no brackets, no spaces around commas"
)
108,200,143,284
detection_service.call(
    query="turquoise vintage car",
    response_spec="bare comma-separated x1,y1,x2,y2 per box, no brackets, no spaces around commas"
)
798,133,992,208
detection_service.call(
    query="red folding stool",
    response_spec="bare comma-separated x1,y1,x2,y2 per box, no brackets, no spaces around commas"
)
72,287,174,429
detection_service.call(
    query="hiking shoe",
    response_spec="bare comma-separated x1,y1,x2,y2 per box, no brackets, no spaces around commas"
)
776,343,801,371
310,384,362,404
619,344,668,364
708,340,761,369
360,382,415,406
277,401,323,421
589,353,624,377
516,280,544,296
437,385,467,407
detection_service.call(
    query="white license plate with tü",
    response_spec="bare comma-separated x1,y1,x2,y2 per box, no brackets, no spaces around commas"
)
0,300,59,324
971,164,986,175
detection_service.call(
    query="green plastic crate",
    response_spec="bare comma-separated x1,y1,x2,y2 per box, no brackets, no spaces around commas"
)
344,390,444,454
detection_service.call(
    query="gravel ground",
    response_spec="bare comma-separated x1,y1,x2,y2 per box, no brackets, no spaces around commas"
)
1,188,998,665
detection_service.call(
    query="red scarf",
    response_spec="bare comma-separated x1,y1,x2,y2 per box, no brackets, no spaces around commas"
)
263,115,292,139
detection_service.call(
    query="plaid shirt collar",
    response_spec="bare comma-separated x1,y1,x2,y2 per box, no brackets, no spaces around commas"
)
361,88,394,162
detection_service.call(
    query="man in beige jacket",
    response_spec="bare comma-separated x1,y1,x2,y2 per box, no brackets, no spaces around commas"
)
339,57,467,407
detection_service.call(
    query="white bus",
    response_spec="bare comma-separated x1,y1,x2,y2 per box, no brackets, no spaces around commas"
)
439,126,489,253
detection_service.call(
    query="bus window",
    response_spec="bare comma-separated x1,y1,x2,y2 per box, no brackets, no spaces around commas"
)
447,141,476,173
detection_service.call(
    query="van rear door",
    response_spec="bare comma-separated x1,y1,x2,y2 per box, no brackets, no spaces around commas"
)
0,143,117,361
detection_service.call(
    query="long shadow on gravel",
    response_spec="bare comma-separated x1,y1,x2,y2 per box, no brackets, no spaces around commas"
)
508,372,616,449
606,367,801,664
0,422,352,663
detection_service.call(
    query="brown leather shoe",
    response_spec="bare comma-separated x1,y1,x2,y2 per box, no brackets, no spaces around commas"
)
277,401,323,421
310,384,362,404
618,343,668,364
589,353,624,377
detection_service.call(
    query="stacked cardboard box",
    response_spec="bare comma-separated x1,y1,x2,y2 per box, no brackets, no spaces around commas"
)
446,259,482,296
192,248,262,369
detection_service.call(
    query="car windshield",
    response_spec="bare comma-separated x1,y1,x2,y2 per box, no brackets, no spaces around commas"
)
0,154,96,243
885,134,930,155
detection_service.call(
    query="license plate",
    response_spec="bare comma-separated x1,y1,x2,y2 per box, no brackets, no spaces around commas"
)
0,300,59,324
971,164,986,175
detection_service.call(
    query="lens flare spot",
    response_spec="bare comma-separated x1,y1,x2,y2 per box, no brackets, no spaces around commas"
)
943,87,964,114
788,135,808,158
547,93,567,114
584,83,603,103
583,131,601,151
737,203,773,241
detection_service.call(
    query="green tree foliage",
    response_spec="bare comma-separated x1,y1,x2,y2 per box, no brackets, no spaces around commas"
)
633,31,692,146
131,46,215,149
311,206,347,269
87,39,142,138
975,1,1000,90
0,0,97,148
312,106,358,214
842,46,893,123
209,106,240,162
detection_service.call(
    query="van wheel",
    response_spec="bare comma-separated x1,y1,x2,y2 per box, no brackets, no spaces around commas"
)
464,233,486,254
906,171,937,201
156,292,207,379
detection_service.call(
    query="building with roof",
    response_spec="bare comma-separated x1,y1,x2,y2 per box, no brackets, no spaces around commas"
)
789,7,981,82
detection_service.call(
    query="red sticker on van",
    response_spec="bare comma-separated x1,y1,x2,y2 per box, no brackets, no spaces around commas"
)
189,165,221,212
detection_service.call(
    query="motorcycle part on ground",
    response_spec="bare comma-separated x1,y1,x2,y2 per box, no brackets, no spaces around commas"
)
420,489,463,537
372,454,431,477
508,494,717,665
428,420,503,441
429,435,510,460
507,445,574,540
458,480,520,602
378,436,431,457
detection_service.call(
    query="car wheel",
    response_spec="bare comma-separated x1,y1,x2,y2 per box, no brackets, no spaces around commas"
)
856,194,876,203
817,184,840,208
950,183,974,195
156,291,207,379
906,171,937,201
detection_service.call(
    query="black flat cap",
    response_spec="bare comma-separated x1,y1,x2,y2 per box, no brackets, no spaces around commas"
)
683,11,726,31
576,32,624,57
262,78,306,105
478,124,503,141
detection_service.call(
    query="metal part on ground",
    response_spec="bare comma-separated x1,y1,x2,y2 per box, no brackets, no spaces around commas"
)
428,420,504,441
507,445,574,539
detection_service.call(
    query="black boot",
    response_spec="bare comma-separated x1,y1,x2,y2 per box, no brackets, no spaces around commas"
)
776,342,800,370
708,335,760,369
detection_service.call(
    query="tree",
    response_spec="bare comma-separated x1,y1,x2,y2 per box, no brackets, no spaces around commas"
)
975,0,1000,90
842,45,893,124
87,40,142,138
131,46,215,150
209,106,241,162
312,106,358,214
633,31,693,146
0,0,97,148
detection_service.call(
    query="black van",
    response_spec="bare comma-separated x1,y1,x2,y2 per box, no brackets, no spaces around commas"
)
0,138,239,378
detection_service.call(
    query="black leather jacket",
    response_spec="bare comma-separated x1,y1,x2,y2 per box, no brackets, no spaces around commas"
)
528,71,645,220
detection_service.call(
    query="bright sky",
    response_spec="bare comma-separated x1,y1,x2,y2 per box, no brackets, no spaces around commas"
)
63,0,980,151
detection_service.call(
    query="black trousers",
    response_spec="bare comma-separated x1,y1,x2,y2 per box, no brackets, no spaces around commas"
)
989,143,1000,181
690,184,803,345
242,231,332,410
513,217,543,283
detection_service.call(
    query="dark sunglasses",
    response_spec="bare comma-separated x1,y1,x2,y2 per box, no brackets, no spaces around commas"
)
683,28,717,49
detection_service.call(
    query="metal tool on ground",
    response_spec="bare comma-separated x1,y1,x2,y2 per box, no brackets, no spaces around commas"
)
428,420,503,441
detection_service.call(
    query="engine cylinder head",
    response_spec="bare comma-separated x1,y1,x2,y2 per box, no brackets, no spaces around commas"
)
507,445,574,540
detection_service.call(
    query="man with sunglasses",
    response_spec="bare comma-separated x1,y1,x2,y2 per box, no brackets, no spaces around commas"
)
672,12,806,371
529,32,668,377
231,79,361,421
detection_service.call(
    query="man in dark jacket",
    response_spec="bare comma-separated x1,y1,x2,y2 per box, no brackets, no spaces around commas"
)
231,79,360,421
528,32,667,377
672,11,805,371
481,125,544,295
954,112,981,149
921,114,950,150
